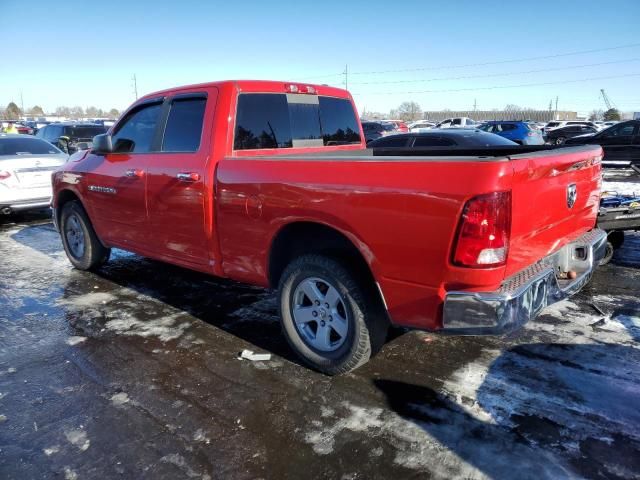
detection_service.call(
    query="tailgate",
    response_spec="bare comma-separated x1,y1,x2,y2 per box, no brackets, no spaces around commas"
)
506,145,602,277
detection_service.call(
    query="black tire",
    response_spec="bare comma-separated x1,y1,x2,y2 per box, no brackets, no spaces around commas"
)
600,241,615,265
608,230,625,250
60,200,111,271
278,254,388,375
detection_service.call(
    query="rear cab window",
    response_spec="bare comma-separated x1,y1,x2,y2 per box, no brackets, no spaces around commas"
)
233,92,361,152
162,96,207,152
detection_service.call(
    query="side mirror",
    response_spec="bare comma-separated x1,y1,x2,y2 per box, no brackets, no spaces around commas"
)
92,134,113,154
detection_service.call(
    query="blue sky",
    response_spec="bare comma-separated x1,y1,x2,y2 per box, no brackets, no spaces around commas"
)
1,0,639,115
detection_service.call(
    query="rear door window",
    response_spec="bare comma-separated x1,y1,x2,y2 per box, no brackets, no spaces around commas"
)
452,118,462,126
162,96,207,152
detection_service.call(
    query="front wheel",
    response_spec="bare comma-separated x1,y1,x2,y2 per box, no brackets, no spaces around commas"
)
278,254,388,375
60,201,111,271
555,137,566,145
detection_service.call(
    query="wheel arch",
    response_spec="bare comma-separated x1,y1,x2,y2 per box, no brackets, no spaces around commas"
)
267,221,383,302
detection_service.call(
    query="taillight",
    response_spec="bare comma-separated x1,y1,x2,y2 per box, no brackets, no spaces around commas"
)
453,191,511,268
0,171,11,181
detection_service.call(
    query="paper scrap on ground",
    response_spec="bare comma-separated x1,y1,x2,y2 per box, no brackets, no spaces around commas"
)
238,350,271,361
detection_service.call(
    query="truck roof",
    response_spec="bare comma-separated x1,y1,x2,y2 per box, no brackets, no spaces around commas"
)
138,80,352,102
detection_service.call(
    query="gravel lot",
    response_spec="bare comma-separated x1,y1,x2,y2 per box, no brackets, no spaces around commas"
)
0,211,638,479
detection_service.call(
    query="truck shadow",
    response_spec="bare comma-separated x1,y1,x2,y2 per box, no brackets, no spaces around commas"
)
75,248,301,364
374,341,640,479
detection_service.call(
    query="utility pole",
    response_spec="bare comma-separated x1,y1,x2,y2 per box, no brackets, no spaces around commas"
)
555,96,558,120
132,74,138,100
473,98,477,112
19,91,24,116
343,64,348,91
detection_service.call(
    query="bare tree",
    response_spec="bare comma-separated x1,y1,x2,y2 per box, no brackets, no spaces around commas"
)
394,101,423,122
55,106,71,117
69,106,84,118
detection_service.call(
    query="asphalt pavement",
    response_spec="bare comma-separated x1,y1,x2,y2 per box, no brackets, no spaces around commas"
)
0,211,638,479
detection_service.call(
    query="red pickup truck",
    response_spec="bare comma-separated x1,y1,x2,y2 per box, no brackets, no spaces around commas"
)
52,80,607,374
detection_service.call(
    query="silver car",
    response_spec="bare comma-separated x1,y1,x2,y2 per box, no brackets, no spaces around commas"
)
0,134,68,214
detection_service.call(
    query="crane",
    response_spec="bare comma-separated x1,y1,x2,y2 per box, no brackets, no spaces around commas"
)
600,89,616,110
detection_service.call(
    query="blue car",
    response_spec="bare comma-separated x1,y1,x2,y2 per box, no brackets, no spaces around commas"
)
477,121,544,145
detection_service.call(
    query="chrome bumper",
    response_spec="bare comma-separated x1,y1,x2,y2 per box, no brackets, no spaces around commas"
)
442,228,608,335
0,197,52,214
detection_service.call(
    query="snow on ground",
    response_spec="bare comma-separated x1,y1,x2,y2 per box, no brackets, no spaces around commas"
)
602,180,640,197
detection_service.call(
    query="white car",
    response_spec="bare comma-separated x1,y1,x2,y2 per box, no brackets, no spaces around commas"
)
0,134,68,214
408,121,436,132
434,117,478,128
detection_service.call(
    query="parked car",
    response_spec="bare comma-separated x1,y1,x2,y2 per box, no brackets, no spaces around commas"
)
362,121,395,144
545,125,598,144
1,121,33,135
543,120,597,133
367,129,518,148
434,117,477,128
52,80,607,375
408,121,436,132
382,120,409,133
0,134,68,214
564,120,640,164
35,122,107,154
477,121,544,145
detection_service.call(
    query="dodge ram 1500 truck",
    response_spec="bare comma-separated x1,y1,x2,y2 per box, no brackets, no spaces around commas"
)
52,80,607,374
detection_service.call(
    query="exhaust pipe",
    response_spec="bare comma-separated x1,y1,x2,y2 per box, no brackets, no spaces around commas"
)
1,207,12,215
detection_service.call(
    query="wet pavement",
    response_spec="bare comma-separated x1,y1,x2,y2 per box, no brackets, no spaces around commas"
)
0,211,639,479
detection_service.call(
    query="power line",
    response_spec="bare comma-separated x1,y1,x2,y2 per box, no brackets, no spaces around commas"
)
350,72,640,96
296,42,640,80
349,43,640,76
349,58,640,85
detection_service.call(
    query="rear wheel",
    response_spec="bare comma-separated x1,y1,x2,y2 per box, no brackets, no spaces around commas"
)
60,201,111,271
600,231,624,265
278,254,388,375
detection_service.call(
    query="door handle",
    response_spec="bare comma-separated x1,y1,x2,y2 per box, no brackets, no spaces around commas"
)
125,168,144,178
176,172,200,182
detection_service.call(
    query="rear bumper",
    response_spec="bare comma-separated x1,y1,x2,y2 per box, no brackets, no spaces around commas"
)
441,228,607,335
0,197,52,214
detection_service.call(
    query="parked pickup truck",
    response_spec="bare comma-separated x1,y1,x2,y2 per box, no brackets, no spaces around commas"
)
52,80,607,375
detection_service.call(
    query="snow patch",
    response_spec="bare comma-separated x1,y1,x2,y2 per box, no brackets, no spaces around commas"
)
193,428,210,444
44,445,60,456
64,467,78,480
602,181,640,197
58,291,117,308
104,312,190,342
65,429,90,451
111,392,130,406
160,453,211,479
